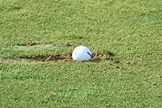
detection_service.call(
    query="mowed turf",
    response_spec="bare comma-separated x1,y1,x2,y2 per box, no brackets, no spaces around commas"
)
0,0,162,107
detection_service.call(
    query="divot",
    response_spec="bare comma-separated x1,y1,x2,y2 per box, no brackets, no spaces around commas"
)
3,51,118,63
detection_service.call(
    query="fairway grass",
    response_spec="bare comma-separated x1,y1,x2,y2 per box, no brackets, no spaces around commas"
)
0,0,162,107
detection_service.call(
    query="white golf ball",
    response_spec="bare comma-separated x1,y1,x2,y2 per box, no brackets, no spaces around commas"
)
72,46,92,61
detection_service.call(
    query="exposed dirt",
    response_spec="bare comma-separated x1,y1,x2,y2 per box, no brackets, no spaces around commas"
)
16,42,41,46
64,41,73,47
92,51,114,61
15,41,49,47
16,51,116,62
19,53,73,62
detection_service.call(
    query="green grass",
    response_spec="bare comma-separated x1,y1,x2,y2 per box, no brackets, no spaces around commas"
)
0,0,162,107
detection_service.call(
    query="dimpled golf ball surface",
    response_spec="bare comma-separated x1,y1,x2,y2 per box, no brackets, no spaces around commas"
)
72,46,92,61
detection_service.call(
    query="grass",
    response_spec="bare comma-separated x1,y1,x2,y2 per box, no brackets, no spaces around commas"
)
0,0,162,107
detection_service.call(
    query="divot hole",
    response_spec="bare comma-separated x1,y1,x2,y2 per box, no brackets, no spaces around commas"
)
18,53,73,62
6,51,117,63
16,42,42,46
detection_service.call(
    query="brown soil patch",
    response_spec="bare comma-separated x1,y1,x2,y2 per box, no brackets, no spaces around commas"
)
19,53,73,62
16,42,41,46
64,41,73,47
12,51,116,62
92,51,114,61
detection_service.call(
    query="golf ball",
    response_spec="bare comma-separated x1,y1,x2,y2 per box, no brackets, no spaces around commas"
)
72,46,92,61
